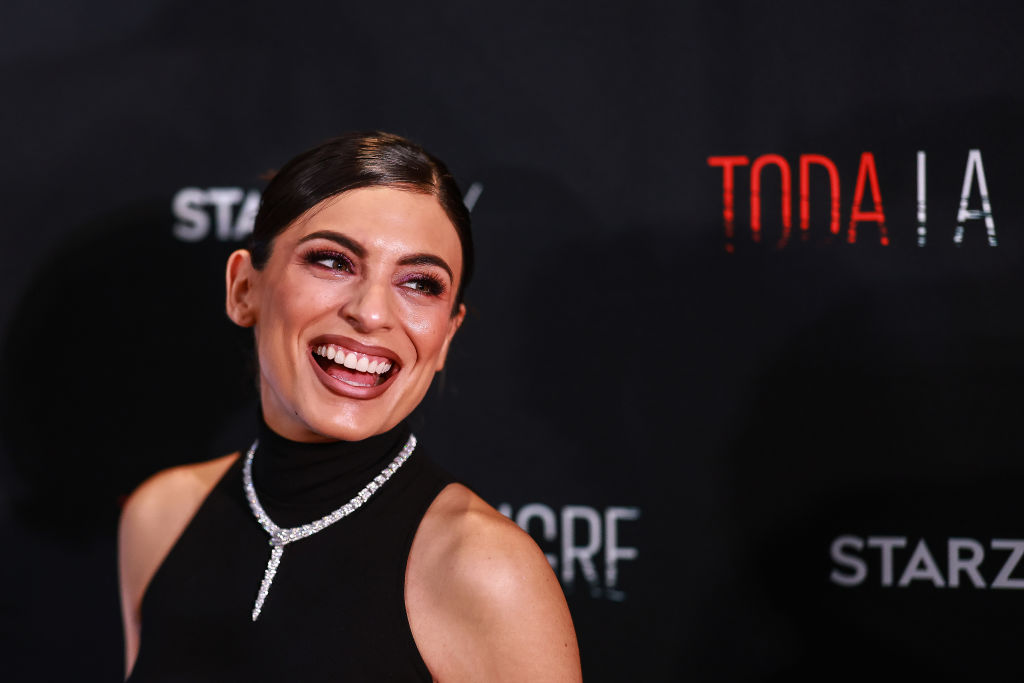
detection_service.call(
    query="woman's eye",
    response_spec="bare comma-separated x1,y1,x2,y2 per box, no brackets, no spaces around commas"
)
309,253,353,272
401,278,443,295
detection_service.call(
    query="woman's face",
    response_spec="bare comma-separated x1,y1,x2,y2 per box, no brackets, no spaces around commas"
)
226,186,465,442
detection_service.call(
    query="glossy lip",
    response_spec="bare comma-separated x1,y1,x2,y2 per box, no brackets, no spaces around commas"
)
307,334,401,400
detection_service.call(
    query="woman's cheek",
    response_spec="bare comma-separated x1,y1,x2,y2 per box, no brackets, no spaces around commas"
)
404,308,449,343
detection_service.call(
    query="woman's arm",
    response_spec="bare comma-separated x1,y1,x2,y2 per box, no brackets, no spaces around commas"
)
407,484,582,683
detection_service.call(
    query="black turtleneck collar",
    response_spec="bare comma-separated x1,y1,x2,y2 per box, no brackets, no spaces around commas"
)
251,414,412,527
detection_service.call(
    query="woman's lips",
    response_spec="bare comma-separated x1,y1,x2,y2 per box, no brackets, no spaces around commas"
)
307,336,399,398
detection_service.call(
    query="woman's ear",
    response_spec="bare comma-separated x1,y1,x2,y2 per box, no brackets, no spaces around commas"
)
225,249,259,328
434,303,467,372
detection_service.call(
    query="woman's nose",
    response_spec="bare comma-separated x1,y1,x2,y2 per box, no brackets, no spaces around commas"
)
340,277,393,332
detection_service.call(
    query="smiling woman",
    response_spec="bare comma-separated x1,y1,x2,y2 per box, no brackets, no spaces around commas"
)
117,133,582,682
233,187,466,443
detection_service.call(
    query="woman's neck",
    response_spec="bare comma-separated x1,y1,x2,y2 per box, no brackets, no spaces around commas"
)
251,413,411,526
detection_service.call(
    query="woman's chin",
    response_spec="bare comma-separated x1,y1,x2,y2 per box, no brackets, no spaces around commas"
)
295,403,404,442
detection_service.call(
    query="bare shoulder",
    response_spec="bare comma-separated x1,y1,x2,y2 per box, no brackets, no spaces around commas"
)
412,485,554,592
118,453,238,674
407,484,582,683
119,453,239,571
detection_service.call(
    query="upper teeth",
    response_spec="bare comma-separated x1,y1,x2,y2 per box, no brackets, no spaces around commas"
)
314,345,392,374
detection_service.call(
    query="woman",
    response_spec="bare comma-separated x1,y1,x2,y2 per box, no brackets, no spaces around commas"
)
118,132,582,681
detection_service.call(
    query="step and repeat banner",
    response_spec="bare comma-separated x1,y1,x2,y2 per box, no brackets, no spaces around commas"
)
2,1,1023,680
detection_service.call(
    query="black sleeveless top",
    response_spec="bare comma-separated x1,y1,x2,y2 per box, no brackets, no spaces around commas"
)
128,419,453,682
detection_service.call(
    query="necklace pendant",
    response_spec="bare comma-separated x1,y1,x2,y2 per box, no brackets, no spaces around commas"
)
252,543,285,622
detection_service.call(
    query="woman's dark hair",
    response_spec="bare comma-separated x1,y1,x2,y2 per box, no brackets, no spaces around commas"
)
250,131,473,314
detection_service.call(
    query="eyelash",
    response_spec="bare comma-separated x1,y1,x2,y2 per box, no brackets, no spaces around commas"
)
398,274,446,296
302,248,447,297
304,249,354,272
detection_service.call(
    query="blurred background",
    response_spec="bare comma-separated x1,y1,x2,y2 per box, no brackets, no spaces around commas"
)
2,1,1023,680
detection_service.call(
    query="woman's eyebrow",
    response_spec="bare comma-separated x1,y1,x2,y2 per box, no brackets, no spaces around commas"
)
298,230,366,258
397,254,454,284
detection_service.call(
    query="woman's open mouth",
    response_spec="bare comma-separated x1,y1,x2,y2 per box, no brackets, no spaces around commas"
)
311,343,397,388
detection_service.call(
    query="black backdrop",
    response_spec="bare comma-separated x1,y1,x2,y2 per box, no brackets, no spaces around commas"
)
3,1,1024,680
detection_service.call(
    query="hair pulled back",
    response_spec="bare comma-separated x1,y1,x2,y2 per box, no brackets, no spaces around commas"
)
250,131,473,313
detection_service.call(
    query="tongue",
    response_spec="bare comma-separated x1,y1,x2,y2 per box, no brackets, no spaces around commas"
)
325,362,380,386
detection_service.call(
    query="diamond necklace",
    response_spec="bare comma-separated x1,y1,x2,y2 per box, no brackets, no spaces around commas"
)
241,433,417,621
